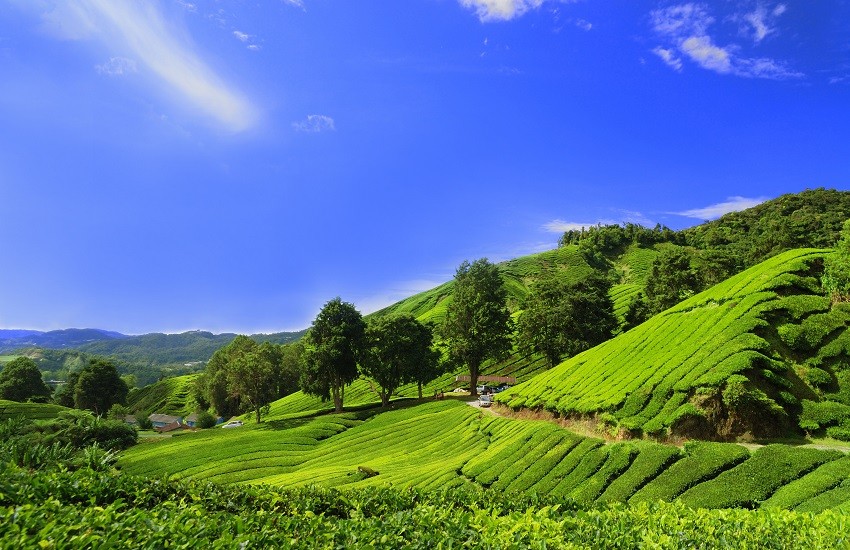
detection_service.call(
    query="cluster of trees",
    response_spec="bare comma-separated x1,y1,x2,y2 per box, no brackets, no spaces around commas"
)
0,355,129,417
193,336,301,423
55,358,129,415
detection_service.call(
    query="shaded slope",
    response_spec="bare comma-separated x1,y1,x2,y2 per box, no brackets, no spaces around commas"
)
126,374,201,415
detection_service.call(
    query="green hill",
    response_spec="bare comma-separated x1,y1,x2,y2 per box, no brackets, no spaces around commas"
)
119,398,850,512
498,248,850,440
126,374,201,415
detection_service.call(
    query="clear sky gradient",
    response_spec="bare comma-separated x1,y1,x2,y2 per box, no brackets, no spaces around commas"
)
1,0,849,334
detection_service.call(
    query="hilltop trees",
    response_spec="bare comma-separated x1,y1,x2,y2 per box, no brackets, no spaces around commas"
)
301,298,366,412
518,271,617,369
442,259,513,397
0,357,52,403
360,314,440,406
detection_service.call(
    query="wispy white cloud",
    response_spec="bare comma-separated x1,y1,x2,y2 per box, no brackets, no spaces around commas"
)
741,3,786,44
574,18,592,31
22,0,257,132
650,3,801,80
672,196,769,219
652,47,683,71
282,0,306,9
459,0,544,22
174,1,197,13
95,56,137,76
292,114,336,133
233,30,250,42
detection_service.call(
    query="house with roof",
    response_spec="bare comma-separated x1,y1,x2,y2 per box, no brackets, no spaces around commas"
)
148,413,182,429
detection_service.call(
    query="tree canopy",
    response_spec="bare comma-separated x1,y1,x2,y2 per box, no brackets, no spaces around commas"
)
645,247,701,316
441,259,513,396
823,219,850,302
517,271,617,369
301,298,366,412
70,358,129,415
360,314,440,405
0,357,52,403
198,335,298,422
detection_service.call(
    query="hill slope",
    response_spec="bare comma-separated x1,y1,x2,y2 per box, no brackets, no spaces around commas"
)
119,399,850,512
498,248,850,440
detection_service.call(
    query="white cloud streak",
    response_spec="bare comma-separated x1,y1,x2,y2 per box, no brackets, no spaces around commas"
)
459,0,544,21
672,196,769,219
27,0,257,132
292,114,335,133
650,3,801,80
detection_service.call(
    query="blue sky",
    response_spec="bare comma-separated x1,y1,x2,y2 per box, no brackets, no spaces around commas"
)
1,0,849,335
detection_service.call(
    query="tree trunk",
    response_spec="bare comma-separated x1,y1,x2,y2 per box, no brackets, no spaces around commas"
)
381,390,390,408
418,381,423,399
255,407,261,424
332,384,343,412
470,361,480,397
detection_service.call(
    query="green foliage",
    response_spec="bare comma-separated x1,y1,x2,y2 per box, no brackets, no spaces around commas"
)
499,249,843,439
678,445,841,509
196,411,217,429
67,358,129,415
764,456,850,510
302,298,367,412
126,374,200,415
645,246,701,315
799,399,850,432
197,336,298,421
0,356,52,402
0,399,68,421
360,314,439,405
823,219,850,301
517,271,616,368
630,442,750,504
441,258,513,395
4,464,850,549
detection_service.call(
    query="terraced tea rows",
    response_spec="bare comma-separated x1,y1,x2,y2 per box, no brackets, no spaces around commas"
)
120,399,850,512
0,400,68,420
127,373,200,415
499,249,844,439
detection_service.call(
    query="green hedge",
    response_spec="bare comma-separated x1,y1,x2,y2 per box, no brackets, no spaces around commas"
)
629,442,749,505
677,445,841,509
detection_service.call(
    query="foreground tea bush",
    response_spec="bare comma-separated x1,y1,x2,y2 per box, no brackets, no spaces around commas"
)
2,463,849,549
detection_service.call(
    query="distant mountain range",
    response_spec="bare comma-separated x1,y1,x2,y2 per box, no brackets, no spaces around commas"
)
0,328,128,351
0,328,306,363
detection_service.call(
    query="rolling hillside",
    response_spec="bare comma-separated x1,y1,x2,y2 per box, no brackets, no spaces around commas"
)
498,248,850,440
119,398,850,512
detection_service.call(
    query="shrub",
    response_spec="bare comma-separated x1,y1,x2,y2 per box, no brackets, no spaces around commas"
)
196,411,217,429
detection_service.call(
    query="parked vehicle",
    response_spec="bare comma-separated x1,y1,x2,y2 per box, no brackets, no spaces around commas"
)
479,394,492,407
221,420,243,429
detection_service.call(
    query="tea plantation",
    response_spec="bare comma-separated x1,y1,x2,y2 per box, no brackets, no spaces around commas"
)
498,248,850,440
118,399,850,513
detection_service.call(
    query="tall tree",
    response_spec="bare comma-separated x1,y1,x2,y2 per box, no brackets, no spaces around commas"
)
0,357,52,403
202,335,257,418
360,314,439,406
644,247,700,315
227,342,282,424
301,298,366,412
517,271,617,369
441,259,513,396
73,358,129,415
